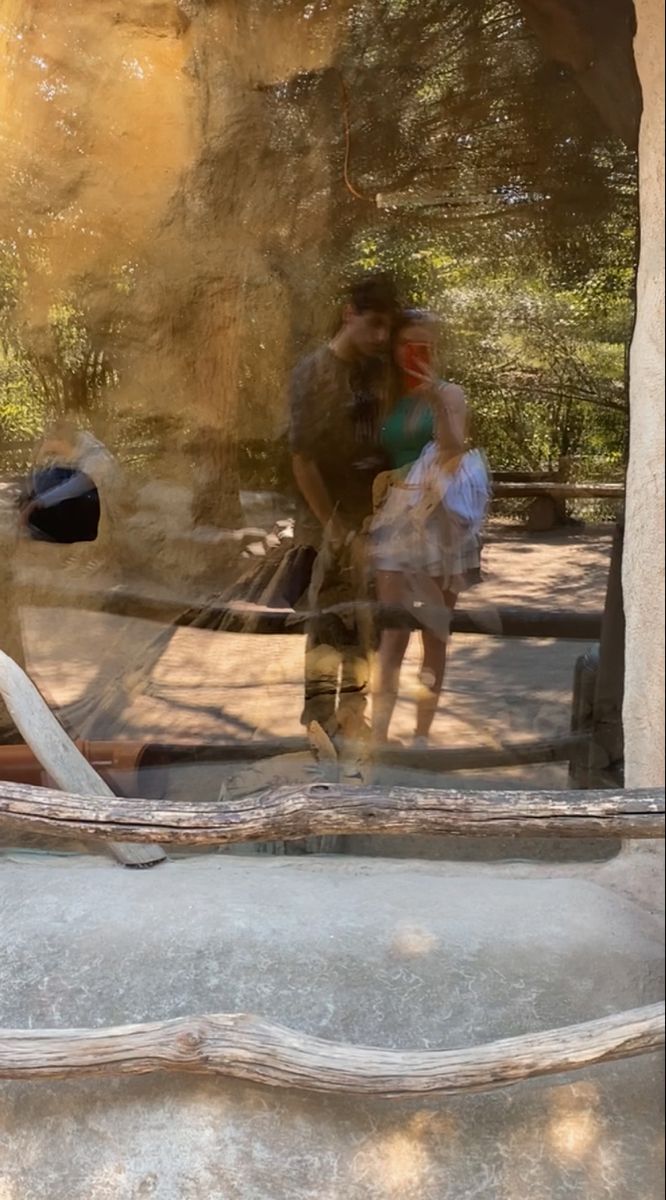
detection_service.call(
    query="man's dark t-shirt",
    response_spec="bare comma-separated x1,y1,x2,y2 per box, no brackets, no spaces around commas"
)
289,345,387,546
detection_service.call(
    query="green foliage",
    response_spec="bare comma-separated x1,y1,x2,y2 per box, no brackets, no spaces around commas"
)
345,206,632,474
0,0,636,486
336,0,636,476
0,239,119,469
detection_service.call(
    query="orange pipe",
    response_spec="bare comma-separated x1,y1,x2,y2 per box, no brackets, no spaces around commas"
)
0,742,148,791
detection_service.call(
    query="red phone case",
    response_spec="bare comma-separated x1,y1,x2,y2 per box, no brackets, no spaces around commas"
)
402,342,432,378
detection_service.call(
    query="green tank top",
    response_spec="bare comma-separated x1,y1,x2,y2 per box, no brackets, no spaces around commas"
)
380,395,434,469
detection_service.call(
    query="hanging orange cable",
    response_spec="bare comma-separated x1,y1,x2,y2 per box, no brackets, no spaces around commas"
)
335,69,371,202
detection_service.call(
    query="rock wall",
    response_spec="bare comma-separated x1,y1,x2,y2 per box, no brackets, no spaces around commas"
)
0,0,354,708
624,0,665,787
517,0,640,142
0,1,350,467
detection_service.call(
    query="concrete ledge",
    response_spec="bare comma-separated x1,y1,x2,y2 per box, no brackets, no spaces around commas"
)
0,853,663,1198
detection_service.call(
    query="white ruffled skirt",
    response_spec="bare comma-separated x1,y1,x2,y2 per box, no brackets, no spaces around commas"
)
368,445,487,590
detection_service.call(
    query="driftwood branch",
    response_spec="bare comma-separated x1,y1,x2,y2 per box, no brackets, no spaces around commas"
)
1,780,662,845
0,651,165,868
1,1003,662,1094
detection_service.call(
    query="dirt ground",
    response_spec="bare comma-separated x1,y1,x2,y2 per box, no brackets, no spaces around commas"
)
16,522,612,800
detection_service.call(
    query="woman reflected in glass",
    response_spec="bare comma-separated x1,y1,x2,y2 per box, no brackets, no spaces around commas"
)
369,310,488,746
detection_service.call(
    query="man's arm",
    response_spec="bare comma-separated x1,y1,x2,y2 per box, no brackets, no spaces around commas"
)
289,357,346,540
291,454,348,544
292,454,335,527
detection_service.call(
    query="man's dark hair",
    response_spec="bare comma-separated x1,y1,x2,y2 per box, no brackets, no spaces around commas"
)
347,272,400,315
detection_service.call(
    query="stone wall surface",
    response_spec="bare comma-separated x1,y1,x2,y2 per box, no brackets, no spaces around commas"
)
0,854,663,1199
624,0,665,787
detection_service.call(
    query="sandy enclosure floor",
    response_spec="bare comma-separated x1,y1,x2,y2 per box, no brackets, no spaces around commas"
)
16,524,612,797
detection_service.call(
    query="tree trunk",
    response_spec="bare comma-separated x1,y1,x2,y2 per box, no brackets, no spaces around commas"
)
190,428,244,530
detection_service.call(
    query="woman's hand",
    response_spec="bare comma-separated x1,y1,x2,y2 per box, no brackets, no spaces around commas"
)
409,361,441,397
372,470,398,511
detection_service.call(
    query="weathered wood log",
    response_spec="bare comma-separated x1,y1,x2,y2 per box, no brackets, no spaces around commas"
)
15,576,604,639
0,1002,662,1094
133,732,589,773
172,600,603,640
491,470,559,483
450,606,601,640
0,652,166,869
492,481,624,499
0,780,662,844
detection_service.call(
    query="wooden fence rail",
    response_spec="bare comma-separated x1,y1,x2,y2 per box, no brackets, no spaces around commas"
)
1,781,663,845
492,481,625,500
0,732,589,788
16,576,604,640
145,599,605,641
0,1002,662,1094
133,732,588,774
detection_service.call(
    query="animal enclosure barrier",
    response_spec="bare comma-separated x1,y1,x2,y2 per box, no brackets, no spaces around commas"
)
0,771,663,1093
0,649,663,1095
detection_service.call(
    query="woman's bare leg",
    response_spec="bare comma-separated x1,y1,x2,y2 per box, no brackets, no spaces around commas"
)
371,570,410,743
415,586,457,740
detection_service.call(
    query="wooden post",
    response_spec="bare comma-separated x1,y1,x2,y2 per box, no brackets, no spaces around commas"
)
568,647,599,788
554,454,571,525
589,517,625,785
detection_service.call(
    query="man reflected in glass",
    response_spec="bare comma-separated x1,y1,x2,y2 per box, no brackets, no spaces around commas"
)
289,273,399,742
